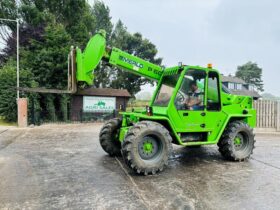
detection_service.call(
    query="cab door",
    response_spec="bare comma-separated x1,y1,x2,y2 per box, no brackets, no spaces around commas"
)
204,71,226,141
173,69,207,132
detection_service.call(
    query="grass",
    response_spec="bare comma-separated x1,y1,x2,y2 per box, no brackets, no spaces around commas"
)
126,100,150,112
125,107,145,112
127,100,150,107
0,117,17,126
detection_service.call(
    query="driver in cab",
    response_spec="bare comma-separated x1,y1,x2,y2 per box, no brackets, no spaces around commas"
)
185,81,203,110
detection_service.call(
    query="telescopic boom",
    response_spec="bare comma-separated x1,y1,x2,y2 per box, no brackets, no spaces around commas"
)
69,30,163,91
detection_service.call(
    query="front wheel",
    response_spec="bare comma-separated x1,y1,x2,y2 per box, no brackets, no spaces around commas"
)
121,121,172,175
218,121,255,161
99,118,122,156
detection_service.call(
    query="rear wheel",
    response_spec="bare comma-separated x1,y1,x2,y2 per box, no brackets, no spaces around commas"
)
121,121,172,175
218,121,255,161
99,118,122,156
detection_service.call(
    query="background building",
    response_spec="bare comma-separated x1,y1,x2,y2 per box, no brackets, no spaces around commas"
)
71,88,131,121
221,75,261,99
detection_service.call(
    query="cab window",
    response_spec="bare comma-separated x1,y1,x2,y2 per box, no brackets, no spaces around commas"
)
175,69,206,110
153,74,180,107
207,71,221,111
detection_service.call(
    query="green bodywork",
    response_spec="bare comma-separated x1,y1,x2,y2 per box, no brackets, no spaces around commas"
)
74,31,256,146
118,65,256,146
76,30,106,85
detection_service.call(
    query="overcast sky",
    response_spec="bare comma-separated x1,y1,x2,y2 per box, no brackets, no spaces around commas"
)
89,0,279,96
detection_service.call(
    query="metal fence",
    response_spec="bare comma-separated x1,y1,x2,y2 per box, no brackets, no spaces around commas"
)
254,100,280,131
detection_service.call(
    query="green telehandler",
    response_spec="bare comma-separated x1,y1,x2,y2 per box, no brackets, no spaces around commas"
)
69,30,256,175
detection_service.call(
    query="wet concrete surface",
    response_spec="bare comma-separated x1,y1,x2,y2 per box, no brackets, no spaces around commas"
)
0,124,279,210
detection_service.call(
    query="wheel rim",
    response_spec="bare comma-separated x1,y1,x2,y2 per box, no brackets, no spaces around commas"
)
234,132,248,151
138,136,163,160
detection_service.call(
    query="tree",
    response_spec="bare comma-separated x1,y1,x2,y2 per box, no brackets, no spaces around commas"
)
1,1,49,63
235,62,264,92
1,0,95,62
93,18,122,88
91,0,113,41
20,21,71,120
0,0,163,122
109,21,162,95
0,59,36,121
0,0,17,42
30,0,96,46
90,1,113,88
22,21,71,89
94,20,162,95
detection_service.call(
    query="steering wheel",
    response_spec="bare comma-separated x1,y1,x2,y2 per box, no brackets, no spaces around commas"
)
175,91,186,106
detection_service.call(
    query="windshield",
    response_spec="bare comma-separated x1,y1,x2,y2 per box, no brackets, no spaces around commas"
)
153,74,180,106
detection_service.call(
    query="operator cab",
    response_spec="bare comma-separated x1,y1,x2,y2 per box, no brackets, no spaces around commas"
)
153,65,221,112
152,65,223,143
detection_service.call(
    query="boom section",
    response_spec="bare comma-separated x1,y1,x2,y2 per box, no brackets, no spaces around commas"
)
107,47,163,81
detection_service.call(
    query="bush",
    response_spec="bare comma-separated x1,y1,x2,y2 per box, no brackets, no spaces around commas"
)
0,59,36,122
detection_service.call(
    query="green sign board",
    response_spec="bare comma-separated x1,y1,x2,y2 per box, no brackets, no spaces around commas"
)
83,96,116,112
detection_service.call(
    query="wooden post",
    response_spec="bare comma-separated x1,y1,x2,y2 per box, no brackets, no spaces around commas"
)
268,100,271,128
277,101,280,132
260,100,263,128
266,100,268,127
255,100,258,127
274,101,277,129
257,100,260,127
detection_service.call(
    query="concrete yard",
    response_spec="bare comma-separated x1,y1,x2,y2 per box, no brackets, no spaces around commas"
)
0,124,279,210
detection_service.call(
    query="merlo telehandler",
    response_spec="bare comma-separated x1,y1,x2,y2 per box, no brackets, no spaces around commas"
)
69,30,256,175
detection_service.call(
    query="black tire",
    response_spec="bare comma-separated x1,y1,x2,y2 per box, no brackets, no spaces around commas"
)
121,121,172,175
218,121,255,161
99,118,122,156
